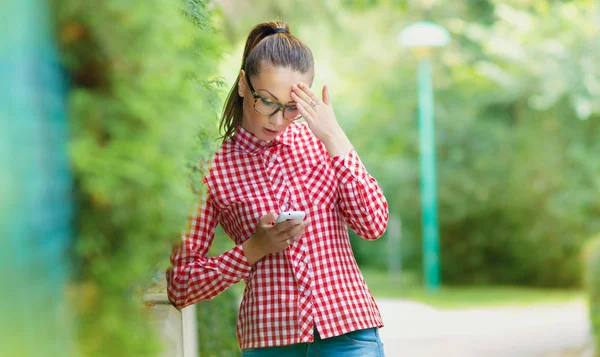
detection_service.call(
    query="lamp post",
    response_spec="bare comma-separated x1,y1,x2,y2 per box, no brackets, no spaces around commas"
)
398,22,449,292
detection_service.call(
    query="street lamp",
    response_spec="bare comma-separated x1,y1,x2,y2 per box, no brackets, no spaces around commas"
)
398,21,449,292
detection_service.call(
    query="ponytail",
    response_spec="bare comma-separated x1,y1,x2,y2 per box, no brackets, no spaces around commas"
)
219,21,314,141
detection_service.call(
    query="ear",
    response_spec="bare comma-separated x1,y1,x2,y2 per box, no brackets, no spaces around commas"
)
238,69,246,97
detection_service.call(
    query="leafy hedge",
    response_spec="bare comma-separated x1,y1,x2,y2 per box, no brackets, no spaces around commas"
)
54,0,238,355
196,230,241,356
583,235,600,353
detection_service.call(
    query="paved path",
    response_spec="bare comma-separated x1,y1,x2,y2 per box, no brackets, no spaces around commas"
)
376,298,592,357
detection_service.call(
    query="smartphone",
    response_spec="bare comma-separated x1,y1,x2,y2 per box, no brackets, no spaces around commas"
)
275,211,306,224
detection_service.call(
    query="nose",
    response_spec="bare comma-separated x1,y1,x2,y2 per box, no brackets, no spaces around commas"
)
268,109,285,125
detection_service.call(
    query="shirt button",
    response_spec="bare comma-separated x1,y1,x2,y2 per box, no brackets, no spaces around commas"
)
298,261,305,268
270,156,276,162
281,202,289,211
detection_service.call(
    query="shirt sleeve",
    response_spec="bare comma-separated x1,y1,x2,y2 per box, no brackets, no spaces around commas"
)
166,194,252,309
330,149,389,240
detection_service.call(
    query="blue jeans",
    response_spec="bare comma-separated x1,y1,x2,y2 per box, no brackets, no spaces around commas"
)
241,328,385,357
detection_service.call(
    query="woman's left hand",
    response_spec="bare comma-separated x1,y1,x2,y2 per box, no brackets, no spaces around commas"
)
291,83,352,156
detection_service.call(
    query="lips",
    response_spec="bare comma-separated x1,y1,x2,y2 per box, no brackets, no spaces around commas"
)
263,128,278,136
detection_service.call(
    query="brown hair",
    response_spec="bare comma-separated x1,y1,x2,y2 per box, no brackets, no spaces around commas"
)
219,21,314,141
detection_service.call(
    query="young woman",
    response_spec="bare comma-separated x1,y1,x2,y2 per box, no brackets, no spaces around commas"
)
167,21,388,357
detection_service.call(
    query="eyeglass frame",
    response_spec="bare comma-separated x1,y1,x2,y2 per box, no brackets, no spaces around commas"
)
245,74,302,121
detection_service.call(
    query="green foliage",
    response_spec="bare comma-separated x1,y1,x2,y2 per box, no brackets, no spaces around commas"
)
218,0,600,287
402,1,600,287
195,285,241,357
53,0,238,355
196,228,242,357
362,269,581,309
582,235,600,353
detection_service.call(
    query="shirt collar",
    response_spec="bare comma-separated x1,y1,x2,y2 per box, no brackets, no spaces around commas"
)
233,124,296,154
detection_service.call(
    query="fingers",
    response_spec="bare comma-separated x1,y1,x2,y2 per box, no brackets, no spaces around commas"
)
285,233,302,246
289,222,307,239
291,83,313,102
275,220,307,238
291,83,321,108
259,213,278,227
295,99,315,123
258,214,308,251
322,85,331,106
283,224,307,246
273,219,303,233
291,92,315,120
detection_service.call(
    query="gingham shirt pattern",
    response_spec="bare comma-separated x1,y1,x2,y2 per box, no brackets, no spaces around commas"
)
167,122,388,349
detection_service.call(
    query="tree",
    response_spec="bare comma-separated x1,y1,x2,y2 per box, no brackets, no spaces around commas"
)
54,0,237,354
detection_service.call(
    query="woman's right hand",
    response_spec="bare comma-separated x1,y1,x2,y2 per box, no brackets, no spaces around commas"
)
242,213,307,265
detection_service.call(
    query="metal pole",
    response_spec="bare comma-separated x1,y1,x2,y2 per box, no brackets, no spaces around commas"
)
387,215,402,283
417,58,440,292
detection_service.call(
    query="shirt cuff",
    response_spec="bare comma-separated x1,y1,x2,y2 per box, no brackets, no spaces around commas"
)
218,244,252,283
330,149,368,185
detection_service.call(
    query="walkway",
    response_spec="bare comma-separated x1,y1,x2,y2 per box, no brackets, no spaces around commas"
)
376,298,592,357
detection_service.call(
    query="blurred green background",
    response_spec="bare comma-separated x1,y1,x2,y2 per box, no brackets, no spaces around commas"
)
1,0,599,356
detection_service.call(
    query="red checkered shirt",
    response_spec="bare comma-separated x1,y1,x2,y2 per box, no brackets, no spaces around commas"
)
167,122,388,349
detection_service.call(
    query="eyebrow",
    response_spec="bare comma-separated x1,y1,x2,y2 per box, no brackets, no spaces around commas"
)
247,75,296,105
256,88,296,105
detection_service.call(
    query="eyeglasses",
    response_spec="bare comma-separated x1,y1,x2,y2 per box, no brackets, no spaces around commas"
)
245,75,302,121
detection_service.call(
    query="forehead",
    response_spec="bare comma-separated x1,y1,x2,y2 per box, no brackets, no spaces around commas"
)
251,67,312,99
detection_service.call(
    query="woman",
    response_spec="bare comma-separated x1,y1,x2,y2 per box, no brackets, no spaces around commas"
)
167,21,388,356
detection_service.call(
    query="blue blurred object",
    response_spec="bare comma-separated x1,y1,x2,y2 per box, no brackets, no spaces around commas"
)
0,0,73,355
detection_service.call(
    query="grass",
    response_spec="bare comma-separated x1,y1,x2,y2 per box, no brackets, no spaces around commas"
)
362,269,584,309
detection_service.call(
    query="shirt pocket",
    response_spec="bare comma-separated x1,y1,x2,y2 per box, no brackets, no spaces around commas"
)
299,160,338,209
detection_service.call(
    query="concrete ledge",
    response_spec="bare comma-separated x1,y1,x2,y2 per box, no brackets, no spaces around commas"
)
143,286,197,357
144,292,172,305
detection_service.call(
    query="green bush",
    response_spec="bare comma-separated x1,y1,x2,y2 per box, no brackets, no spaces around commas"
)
337,1,600,287
583,235,600,353
54,0,238,355
196,228,242,357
